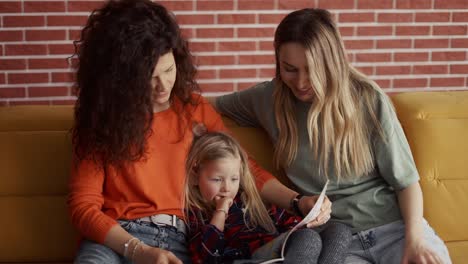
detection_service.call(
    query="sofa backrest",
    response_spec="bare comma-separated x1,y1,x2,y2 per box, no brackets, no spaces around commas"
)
0,91,467,263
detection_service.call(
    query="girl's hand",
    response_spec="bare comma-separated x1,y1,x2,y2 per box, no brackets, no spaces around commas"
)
298,195,332,228
402,238,444,264
133,244,182,264
214,196,233,212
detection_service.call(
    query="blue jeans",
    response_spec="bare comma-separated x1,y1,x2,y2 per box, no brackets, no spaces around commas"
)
74,219,191,264
345,219,451,264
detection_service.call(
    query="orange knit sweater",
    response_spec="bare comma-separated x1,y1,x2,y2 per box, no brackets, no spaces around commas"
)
68,95,273,243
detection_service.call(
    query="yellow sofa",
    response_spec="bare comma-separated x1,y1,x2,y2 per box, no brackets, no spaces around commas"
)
1,91,467,263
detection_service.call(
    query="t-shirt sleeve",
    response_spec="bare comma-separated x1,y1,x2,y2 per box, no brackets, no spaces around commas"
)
373,93,420,191
215,81,272,128
67,157,118,244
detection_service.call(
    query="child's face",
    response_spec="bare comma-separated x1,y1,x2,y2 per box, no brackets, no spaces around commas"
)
197,157,241,204
151,51,177,112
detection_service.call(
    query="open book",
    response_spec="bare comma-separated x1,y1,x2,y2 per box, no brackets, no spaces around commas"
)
259,180,330,264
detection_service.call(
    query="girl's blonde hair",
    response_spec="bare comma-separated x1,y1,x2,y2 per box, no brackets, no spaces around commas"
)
184,131,276,233
273,8,386,180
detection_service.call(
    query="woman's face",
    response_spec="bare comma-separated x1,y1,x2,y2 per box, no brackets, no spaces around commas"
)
151,51,177,112
278,42,314,102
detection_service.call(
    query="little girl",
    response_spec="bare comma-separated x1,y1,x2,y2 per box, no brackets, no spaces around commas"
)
184,129,352,264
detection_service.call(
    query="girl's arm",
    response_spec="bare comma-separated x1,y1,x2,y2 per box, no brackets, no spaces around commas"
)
397,182,444,264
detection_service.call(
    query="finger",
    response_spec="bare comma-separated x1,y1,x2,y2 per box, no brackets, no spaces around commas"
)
167,252,183,264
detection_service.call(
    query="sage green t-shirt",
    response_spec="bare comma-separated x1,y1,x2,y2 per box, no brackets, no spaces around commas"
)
216,80,419,233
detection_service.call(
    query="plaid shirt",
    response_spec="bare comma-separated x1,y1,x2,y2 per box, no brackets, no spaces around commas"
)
188,193,301,264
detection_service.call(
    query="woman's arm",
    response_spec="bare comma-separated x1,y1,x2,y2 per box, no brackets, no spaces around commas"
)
397,182,444,264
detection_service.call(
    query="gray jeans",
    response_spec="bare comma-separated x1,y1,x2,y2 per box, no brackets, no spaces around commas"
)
74,219,191,264
345,219,451,264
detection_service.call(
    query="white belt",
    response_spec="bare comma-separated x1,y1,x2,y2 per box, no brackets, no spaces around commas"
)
139,214,187,235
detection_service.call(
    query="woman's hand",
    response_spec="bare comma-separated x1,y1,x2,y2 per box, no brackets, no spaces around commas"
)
402,238,444,264
298,195,332,228
133,244,183,264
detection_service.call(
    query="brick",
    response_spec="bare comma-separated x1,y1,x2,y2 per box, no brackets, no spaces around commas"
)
413,65,448,74
318,0,355,9
52,72,75,83
3,16,45,27
218,41,256,51
376,39,412,49
0,74,5,84
338,26,355,36
51,99,76,105
432,51,466,61
396,26,430,36
434,0,468,9
8,73,49,84
433,26,467,36
259,68,275,78
0,59,27,70
0,87,26,98
28,86,69,97
393,78,427,88
218,14,255,24
238,0,274,10
355,66,374,76
374,79,391,89
339,13,375,23
188,42,216,52
259,41,274,51
0,2,21,13
343,40,374,50
430,77,465,87
5,44,47,56
376,66,411,75
259,14,287,24
357,0,393,9
199,83,234,93
238,27,275,38
357,26,393,36
195,55,236,66
278,0,316,9
47,16,88,27
196,69,217,80
450,64,468,74
396,0,431,9
220,69,257,79
197,1,234,10
196,28,233,38
355,53,392,62
159,1,193,11
414,39,449,49
10,100,50,106
451,38,468,48
415,12,450,22
453,12,468,22
0,101,7,106
377,13,413,23
68,1,104,12
48,44,76,55
28,58,70,70
24,1,65,12
239,55,275,65
394,52,429,62
176,15,214,25
181,28,195,39
0,30,23,42
26,30,66,41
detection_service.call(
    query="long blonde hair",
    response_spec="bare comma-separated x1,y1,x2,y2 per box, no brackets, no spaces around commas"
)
184,131,276,233
273,9,385,180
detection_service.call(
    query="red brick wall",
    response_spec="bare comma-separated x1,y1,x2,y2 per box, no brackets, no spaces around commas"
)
0,0,467,106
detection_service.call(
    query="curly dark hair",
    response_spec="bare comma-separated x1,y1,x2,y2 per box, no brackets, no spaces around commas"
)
72,0,199,167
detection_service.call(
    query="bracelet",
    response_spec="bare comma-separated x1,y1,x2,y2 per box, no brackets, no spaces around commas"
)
291,194,304,217
215,208,228,216
131,240,145,262
123,237,139,258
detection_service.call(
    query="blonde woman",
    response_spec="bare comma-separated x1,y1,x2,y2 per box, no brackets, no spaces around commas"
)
184,131,351,264
214,8,451,264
